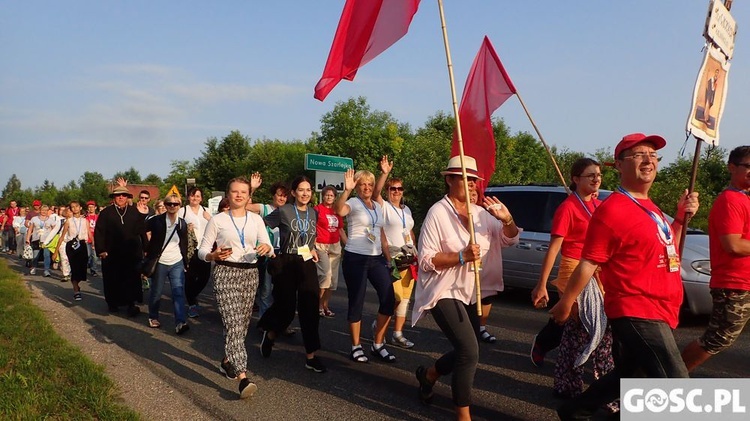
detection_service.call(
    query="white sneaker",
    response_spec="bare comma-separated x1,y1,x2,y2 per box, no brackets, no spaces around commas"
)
29,268,36,275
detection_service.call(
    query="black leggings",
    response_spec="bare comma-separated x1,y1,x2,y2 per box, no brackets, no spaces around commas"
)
431,299,480,407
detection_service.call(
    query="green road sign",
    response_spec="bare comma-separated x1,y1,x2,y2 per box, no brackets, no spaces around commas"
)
304,153,353,172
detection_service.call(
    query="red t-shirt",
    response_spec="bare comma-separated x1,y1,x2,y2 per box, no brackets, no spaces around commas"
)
582,193,683,328
86,214,98,244
708,189,750,290
551,194,601,260
314,204,342,244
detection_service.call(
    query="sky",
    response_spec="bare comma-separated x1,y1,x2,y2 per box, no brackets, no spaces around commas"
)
2,1,749,191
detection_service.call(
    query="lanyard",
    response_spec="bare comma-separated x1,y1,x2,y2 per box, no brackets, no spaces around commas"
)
356,197,378,229
572,192,597,218
616,187,671,242
228,211,248,248
293,204,311,246
727,186,750,197
389,202,406,229
73,217,82,239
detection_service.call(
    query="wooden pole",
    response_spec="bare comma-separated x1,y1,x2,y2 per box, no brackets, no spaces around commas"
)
678,137,702,256
436,0,482,316
516,93,570,192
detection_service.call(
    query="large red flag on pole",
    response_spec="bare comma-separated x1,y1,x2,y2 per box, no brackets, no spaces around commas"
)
451,36,517,193
314,0,421,101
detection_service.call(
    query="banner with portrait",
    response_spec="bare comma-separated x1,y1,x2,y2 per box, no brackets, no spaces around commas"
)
686,45,730,145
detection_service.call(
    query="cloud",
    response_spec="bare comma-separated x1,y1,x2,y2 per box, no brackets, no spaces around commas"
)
166,82,303,104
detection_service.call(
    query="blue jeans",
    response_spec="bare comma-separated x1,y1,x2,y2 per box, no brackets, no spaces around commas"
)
148,260,187,325
86,242,99,272
32,247,51,271
558,317,688,420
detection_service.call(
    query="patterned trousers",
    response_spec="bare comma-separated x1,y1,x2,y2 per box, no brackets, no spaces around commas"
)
213,264,259,375
554,317,614,397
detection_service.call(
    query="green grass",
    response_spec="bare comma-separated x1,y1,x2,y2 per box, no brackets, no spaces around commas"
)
0,259,141,420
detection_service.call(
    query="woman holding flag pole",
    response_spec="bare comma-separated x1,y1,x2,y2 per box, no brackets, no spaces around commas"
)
413,155,518,419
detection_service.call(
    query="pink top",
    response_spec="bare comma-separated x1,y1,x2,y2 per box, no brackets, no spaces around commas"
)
412,197,520,325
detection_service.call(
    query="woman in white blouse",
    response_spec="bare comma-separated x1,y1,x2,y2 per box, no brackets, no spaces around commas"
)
198,177,272,399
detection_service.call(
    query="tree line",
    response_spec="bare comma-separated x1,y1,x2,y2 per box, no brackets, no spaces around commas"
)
1,96,729,232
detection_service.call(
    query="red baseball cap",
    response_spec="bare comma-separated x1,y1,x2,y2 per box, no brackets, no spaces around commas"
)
32,200,41,206
86,200,96,206
614,133,666,160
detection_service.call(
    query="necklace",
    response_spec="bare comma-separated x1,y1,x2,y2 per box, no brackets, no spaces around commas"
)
115,205,128,225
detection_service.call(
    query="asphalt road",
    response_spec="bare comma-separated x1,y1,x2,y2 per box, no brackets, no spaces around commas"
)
5,255,748,421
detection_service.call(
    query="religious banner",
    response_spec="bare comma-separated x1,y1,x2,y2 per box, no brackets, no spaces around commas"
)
686,45,730,145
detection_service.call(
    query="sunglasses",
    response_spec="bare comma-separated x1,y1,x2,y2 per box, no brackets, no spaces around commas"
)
389,186,405,192
139,196,150,200
113,193,130,198
164,202,180,207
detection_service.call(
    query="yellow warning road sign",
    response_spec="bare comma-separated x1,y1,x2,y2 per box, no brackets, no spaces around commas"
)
167,185,182,199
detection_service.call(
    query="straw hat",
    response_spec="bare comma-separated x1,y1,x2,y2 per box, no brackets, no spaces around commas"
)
440,155,483,180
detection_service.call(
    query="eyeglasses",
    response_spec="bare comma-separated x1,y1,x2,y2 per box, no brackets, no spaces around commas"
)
139,196,149,200
621,152,662,162
389,186,404,192
114,193,130,198
578,172,602,180
164,202,180,207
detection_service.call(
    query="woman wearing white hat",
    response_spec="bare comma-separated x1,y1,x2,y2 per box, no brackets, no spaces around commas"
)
413,155,519,421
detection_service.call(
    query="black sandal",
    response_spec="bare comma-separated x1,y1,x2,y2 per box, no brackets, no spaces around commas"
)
415,365,435,405
350,345,369,363
371,344,396,363
479,328,497,344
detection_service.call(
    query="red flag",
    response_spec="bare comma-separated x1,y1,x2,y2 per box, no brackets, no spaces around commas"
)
452,36,517,194
314,0,421,101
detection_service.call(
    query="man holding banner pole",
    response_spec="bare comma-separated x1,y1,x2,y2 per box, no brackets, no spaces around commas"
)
550,133,699,420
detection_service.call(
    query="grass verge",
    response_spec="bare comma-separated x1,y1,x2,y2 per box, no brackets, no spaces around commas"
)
0,259,140,420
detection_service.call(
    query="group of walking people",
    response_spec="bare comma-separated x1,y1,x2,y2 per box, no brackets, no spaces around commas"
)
16,132,750,420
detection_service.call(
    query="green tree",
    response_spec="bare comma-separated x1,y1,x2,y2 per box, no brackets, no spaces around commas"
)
79,172,110,206
35,180,59,206
56,180,81,206
1,174,22,205
143,173,163,186
313,97,411,174
246,139,309,204
194,131,253,192
398,112,453,234
651,147,728,231
113,168,143,184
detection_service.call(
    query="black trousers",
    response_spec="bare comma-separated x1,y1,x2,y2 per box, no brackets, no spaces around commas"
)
258,254,321,354
185,253,211,306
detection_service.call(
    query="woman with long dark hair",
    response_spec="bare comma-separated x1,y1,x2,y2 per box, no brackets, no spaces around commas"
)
257,175,326,372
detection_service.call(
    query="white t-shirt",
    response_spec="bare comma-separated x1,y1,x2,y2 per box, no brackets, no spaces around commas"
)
180,205,210,245
198,211,271,264
344,197,384,256
382,201,414,248
159,217,183,265
63,216,89,243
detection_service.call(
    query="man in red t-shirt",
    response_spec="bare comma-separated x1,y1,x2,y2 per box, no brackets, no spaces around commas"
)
550,133,700,420
682,146,750,372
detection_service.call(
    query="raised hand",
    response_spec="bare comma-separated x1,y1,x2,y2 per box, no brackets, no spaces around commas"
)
482,196,511,223
344,169,356,191
379,155,393,174
250,172,262,191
